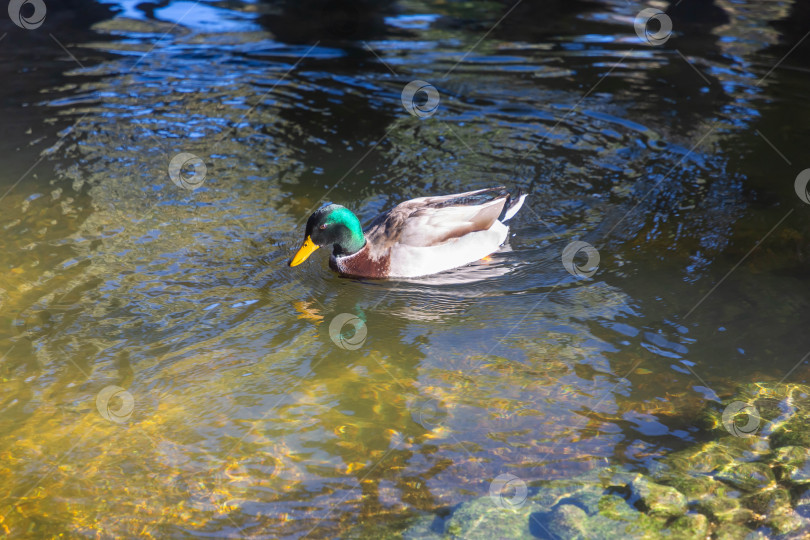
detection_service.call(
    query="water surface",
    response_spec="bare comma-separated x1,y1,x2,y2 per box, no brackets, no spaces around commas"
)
1,0,809,537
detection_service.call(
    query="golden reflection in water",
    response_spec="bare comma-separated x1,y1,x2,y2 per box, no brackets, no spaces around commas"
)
6,328,603,536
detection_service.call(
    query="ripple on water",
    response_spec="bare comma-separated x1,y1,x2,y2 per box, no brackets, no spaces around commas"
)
0,0,786,537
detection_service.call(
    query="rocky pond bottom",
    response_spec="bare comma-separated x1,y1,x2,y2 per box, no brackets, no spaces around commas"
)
352,383,810,539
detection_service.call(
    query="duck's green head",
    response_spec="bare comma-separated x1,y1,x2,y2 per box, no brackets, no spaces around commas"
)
289,204,365,267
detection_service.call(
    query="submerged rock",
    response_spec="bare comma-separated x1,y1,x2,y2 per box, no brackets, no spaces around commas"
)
715,461,775,492
629,476,687,517
666,513,708,537
713,522,754,540
794,489,810,519
396,382,810,539
766,510,809,536
773,446,810,484
545,504,588,538
694,493,754,525
443,494,537,539
742,485,790,515
401,467,704,539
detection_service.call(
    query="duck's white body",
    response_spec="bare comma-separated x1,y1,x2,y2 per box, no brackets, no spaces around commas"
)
331,187,526,279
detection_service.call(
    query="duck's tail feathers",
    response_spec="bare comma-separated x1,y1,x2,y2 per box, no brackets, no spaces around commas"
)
500,189,527,222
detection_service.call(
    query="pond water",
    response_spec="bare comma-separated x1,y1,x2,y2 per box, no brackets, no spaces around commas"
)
1,0,809,537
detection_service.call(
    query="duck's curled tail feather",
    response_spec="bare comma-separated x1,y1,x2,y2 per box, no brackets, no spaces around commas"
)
500,189,527,222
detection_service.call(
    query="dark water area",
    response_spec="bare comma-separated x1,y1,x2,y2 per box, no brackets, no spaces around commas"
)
1,0,810,537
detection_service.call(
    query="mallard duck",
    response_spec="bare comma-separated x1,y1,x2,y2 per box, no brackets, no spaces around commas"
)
289,187,526,279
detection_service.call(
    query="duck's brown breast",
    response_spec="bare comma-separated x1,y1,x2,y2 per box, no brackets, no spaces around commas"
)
330,243,391,278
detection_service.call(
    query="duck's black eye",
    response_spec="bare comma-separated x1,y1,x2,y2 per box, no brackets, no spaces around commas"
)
319,224,327,230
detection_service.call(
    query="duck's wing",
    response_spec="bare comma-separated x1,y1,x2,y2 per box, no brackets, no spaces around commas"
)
365,187,514,249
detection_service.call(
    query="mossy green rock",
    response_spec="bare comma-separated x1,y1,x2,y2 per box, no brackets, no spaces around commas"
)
596,493,646,522
770,414,810,448
665,513,708,538
443,496,537,539
702,383,810,440
694,493,753,524
652,438,753,483
765,510,808,535
661,473,723,499
629,476,687,518
405,467,703,540
588,495,671,538
439,491,673,540
546,504,589,538
715,461,774,491
773,445,810,484
741,486,790,515
666,445,737,476
713,522,754,540
530,467,635,514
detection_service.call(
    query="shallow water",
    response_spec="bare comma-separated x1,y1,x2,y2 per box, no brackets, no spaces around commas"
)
1,0,810,537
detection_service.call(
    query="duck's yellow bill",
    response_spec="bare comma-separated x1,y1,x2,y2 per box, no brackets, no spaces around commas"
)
290,236,320,266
